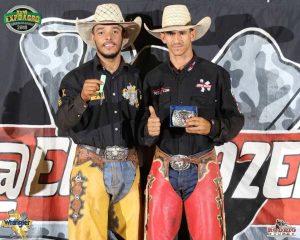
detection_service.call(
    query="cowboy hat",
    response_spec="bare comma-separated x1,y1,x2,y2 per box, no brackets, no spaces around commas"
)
76,3,141,49
144,5,211,41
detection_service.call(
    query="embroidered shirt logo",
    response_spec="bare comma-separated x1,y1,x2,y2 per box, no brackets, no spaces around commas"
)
58,89,67,107
152,87,170,95
196,79,212,92
187,61,196,71
122,83,139,108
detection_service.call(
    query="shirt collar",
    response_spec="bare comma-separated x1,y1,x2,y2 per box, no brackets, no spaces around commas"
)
93,54,129,74
168,52,198,74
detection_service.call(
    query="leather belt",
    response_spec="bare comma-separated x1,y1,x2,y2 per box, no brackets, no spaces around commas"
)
154,147,216,171
75,145,139,169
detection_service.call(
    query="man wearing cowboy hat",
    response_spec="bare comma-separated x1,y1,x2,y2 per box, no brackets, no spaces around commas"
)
139,4,244,240
56,4,142,240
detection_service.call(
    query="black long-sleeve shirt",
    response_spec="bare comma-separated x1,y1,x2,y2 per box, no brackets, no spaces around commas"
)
139,55,244,155
56,55,142,149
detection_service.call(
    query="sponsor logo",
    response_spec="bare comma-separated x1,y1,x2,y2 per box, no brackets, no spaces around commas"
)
267,219,297,236
0,210,32,239
152,87,170,95
4,5,41,34
187,61,196,71
122,84,140,108
196,79,212,92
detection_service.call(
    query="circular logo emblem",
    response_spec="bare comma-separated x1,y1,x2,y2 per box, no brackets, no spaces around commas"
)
4,5,41,34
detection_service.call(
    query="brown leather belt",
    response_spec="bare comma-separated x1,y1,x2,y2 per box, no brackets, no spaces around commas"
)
75,145,139,169
154,147,217,173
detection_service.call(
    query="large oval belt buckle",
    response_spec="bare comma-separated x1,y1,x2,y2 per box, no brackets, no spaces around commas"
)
105,146,128,160
170,155,190,171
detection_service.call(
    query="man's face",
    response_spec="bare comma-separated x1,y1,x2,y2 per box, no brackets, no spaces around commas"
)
92,24,123,59
160,29,195,57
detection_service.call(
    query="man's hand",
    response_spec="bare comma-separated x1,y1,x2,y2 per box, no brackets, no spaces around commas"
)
81,79,103,102
185,117,211,135
147,106,161,137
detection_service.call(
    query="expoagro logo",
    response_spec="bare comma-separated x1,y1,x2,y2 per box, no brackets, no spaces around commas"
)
4,5,41,34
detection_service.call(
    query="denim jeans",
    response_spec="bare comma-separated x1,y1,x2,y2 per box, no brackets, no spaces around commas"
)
169,164,198,201
103,161,138,240
103,161,136,204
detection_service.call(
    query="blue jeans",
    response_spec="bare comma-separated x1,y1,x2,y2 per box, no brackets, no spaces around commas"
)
169,164,198,201
103,161,136,204
104,161,137,240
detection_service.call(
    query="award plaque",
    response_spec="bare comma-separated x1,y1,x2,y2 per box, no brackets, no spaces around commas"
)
170,105,197,127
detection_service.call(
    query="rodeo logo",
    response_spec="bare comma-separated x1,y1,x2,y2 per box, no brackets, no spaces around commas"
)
267,219,297,237
0,210,32,239
4,5,41,34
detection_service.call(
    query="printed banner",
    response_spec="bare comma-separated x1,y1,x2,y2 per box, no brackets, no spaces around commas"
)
1,1,300,239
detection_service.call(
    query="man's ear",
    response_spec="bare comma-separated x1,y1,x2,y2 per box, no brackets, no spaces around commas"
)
190,28,196,41
123,29,128,39
160,32,166,44
91,31,95,41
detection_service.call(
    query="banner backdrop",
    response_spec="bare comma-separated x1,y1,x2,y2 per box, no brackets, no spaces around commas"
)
1,0,300,239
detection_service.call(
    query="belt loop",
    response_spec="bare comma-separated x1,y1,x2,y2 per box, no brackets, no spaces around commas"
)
163,158,169,178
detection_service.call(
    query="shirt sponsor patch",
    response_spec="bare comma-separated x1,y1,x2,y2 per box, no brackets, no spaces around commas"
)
61,89,67,97
122,83,139,108
152,87,170,95
187,61,196,71
196,79,212,92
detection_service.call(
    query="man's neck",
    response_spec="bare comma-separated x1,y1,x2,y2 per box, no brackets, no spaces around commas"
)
97,53,121,74
169,52,193,70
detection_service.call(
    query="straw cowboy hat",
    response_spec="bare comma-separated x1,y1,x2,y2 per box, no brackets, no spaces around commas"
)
76,3,141,49
144,5,211,41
